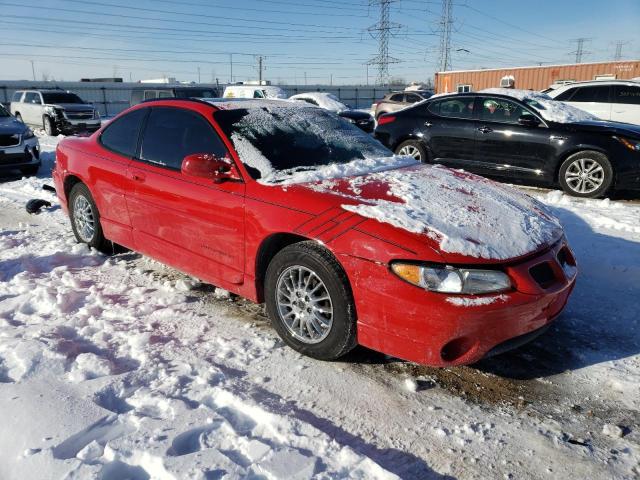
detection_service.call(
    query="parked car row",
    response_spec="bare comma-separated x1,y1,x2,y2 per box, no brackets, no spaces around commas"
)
53,97,577,367
374,88,640,198
0,103,40,176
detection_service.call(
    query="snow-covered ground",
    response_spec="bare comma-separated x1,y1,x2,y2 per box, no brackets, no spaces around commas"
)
0,133,638,479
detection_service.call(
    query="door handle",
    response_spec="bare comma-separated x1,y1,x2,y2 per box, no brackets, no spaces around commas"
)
424,121,433,127
477,126,493,134
131,172,146,182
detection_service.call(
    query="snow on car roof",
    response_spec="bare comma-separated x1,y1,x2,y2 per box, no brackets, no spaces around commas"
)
480,88,598,123
289,92,347,112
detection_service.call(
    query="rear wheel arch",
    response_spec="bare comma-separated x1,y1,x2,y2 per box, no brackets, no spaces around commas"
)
63,175,83,203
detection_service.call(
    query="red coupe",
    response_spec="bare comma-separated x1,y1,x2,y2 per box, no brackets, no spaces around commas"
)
53,98,577,366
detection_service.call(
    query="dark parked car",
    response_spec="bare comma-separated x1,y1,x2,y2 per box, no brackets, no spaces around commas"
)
374,89,640,198
0,104,40,176
290,92,375,132
130,86,220,106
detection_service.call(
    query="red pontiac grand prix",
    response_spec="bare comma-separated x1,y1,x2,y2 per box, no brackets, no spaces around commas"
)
53,98,577,366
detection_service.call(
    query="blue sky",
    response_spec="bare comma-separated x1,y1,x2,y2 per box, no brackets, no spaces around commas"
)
1,0,638,85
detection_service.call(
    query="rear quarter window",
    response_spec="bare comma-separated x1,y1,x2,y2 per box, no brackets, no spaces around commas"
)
11,92,23,102
99,108,148,157
613,85,640,105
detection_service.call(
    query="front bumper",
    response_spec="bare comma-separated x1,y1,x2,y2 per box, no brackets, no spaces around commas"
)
56,116,101,134
341,239,577,366
0,137,41,170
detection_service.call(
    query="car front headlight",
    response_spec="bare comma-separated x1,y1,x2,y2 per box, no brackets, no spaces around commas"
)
613,135,640,152
22,129,35,139
391,262,512,294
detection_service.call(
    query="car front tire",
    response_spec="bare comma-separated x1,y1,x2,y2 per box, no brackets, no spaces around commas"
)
558,150,613,198
69,183,109,252
264,241,357,361
43,115,58,136
395,139,428,162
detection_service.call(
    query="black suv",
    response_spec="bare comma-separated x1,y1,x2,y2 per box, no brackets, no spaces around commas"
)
374,89,640,198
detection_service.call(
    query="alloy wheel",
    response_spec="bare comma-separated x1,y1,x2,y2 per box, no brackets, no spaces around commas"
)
73,195,96,242
398,144,422,160
564,158,605,194
275,265,333,344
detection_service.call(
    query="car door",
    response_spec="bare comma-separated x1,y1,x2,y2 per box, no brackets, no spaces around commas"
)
420,96,478,166
22,92,42,126
611,84,640,124
473,96,554,180
93,108,148,247
555,85,612,120
125,105,246,287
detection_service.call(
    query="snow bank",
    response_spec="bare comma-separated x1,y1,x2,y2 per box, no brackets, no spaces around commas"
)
340,165,563,260
480,88,598,123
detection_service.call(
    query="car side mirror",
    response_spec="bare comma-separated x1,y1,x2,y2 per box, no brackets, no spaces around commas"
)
518,115,541,127
181,153,240,183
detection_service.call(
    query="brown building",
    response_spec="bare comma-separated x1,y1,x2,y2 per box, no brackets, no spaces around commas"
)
434,60,640,93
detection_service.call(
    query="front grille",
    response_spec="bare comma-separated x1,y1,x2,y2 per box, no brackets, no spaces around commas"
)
0,134,21,147
529,262,557,289
65,111,94,120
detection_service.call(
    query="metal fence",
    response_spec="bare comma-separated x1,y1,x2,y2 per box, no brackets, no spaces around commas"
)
0,80,396,116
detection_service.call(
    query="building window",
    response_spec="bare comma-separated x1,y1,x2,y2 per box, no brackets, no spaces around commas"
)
457,84,471,93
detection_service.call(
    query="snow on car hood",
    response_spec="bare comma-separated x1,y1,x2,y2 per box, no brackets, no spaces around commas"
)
480,88,598,123
312,164,563,260
289,92,347,112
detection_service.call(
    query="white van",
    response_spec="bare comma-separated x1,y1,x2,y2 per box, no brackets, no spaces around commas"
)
222,85,287,99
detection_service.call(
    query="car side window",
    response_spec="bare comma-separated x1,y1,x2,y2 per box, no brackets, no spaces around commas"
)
300,98,319,106
24,92,41,104
553,88,576,101
429,97,475,119
565,86,610,103
144,91,158,100
405,94,421,103
389,94,404,102
11,92,23,102
99,108,148,157
480,97,529,124
613,85,640,105
139,107,228,171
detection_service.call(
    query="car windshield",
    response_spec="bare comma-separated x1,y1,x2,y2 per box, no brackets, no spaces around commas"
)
214,105,398,184
175,89,218,98
42,92,85,104
0,104,9,117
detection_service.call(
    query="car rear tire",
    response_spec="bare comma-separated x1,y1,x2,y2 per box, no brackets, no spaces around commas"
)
558,151,613,198
264,241,357,361
43,115,58,136
395,140,428,162
69,183,109,252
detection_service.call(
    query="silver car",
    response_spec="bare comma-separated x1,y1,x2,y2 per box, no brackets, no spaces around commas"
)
0,104,40,176
10,89,101,136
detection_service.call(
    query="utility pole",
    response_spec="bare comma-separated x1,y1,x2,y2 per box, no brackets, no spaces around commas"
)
367,0,401,86
330,73,333,86
570,38,592,63
197,66,201,83
229,54,233,84
365,64,369,86
30,60,36,81
438,0,454,72
257,56,264,84
304,71,307,86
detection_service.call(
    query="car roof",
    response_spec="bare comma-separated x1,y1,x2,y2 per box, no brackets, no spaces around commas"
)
552,79,640,89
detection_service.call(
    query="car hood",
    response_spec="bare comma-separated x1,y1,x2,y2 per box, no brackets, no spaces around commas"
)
0,116,29,135
46,103,95,111
562,119,640,138
296,164,563,262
